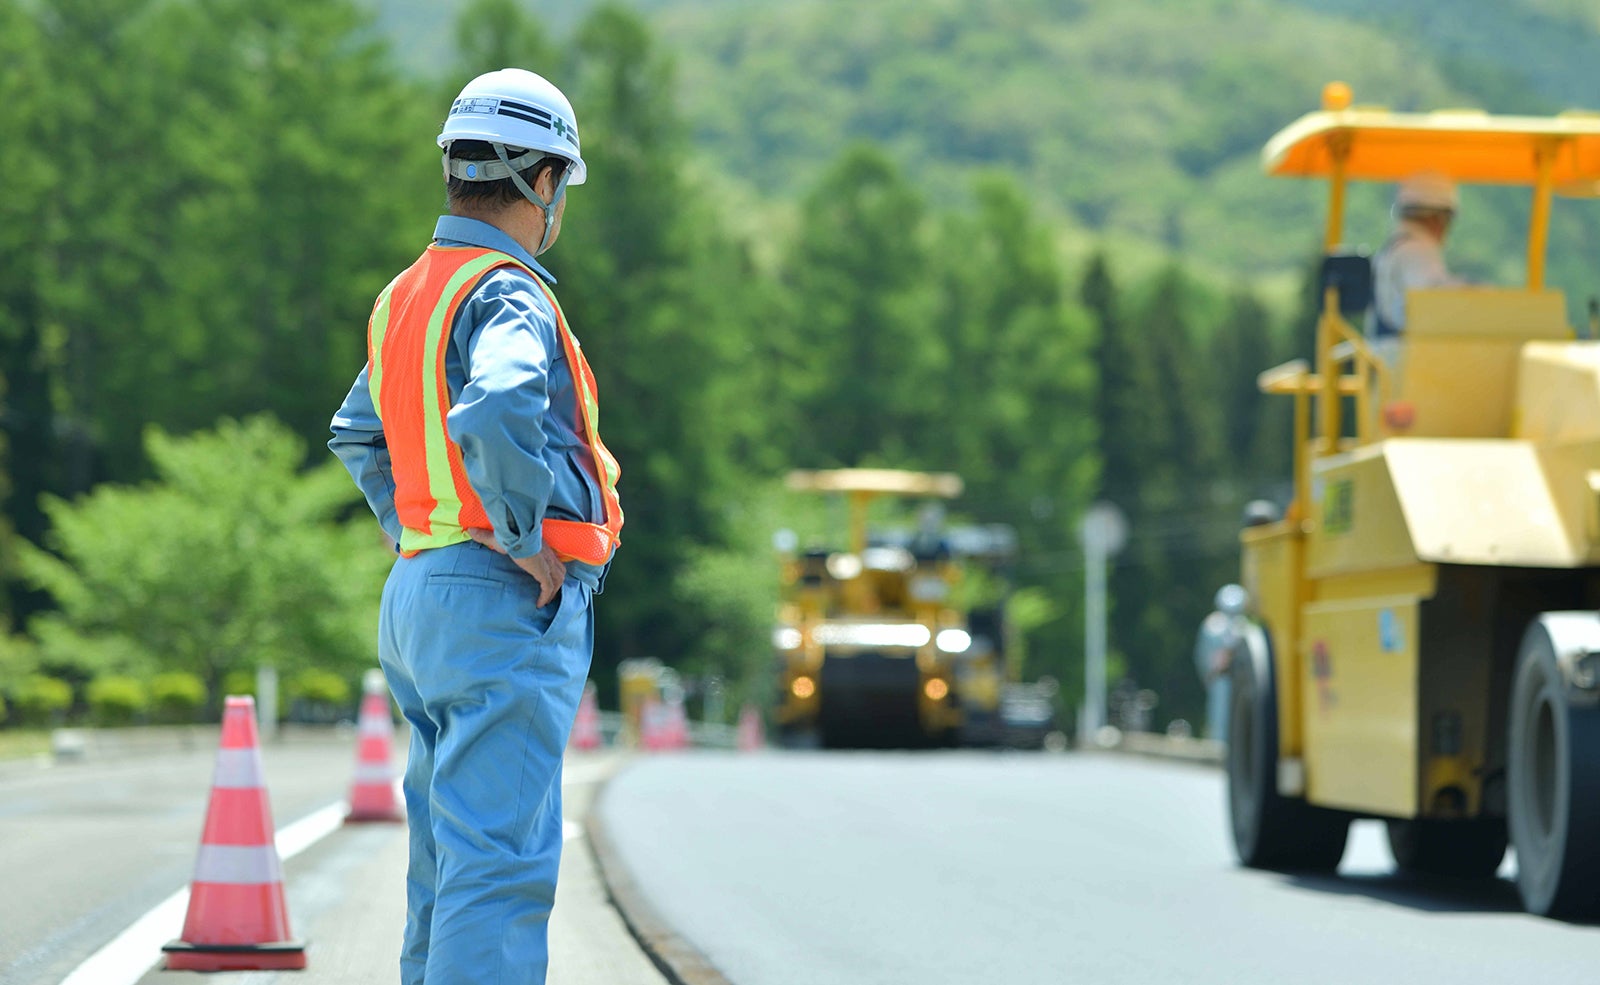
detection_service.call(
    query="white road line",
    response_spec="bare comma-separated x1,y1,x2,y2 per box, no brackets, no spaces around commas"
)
57,800,346,985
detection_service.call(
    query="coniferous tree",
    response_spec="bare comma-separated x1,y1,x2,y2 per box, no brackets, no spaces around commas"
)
784,146,939,467
0,0,50,622
1213,288,1272,476
931,177,1098,687
1213,288,1294,502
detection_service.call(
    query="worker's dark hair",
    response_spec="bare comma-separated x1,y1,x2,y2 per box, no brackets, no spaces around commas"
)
1399,205,1455,221
445,139,569,211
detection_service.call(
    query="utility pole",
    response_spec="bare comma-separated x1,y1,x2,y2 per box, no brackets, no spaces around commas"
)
1078,502,1126,745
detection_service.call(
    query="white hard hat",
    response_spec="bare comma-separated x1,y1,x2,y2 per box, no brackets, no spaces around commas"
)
1395,171,1458,213
439,69,586,186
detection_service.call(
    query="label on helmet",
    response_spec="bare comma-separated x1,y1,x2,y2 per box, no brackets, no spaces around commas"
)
452,96,501,116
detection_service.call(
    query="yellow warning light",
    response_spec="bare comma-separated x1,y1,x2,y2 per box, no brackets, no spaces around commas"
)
791,676,816,699
924,678,949,701
1322,81,1353,112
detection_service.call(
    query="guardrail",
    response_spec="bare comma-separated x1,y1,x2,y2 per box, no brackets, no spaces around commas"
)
1102,728,1224,766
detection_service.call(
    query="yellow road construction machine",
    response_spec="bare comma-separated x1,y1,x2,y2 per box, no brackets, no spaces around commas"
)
1218,83,1600,918
773,469,1011,748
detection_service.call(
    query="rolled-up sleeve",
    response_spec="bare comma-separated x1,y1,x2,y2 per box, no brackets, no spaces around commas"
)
329,366,404,546
447,276,558,559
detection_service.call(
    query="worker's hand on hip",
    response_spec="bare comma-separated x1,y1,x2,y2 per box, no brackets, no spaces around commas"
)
465,529,566,606
514,545,566,607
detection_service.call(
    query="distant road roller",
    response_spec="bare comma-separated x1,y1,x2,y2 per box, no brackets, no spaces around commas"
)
1215,85,1600,918
773,469,1011,748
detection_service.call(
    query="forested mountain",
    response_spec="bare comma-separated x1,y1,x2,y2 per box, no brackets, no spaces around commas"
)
376,0,1600,299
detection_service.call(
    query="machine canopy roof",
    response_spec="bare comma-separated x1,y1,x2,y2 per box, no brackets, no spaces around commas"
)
785,469,963,498
1263,108,1600,196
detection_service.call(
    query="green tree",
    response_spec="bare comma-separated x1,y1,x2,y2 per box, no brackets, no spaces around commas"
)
1214,289,1272,472
1084,252,1162,514
0,1,56,623
782,145,940,467
0,0,434,499
1212,287,1293,498
0,631,38,724
929,176,1098,689
1083,260,1234,726
126,0,436,452
453,0,555,73
19,418,389,705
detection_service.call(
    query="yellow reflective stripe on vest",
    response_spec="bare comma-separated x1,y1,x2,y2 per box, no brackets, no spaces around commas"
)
366,290,393,415
537,283,619,490
420,253,508,546
531,279,623,548
367,251,511,555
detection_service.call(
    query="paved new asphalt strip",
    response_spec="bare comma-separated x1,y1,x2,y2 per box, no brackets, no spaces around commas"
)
594,750,1598,985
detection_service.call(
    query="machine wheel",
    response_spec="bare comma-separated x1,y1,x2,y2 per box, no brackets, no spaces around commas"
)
1507,614,1600,919
1385,819,1506,878
1227,622,1349,871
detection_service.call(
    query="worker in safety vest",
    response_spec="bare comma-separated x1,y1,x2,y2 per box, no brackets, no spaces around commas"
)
328,68,621,985
1370,171,1464,339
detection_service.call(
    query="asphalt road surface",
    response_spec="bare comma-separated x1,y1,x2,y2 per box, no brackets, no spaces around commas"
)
597,751,1600,985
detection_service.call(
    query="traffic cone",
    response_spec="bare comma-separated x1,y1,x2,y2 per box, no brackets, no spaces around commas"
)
570,682,602,751
163,695,307,971
665,696,690,750
345,670,403,824
737,704,765,752
639,697,663,751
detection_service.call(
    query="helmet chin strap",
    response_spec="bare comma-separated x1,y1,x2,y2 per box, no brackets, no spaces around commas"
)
495,143,571,256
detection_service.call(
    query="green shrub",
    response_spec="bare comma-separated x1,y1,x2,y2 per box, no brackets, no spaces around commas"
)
285,668,353,724
87,675,148,725
287,668,351,707
221,670,257,700
150,672,207,723
11,674,72,726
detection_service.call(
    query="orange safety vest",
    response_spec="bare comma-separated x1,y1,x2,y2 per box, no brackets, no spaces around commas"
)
367,245,622,564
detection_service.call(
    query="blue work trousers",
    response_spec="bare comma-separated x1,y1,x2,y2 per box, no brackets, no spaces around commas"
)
378,541,594,985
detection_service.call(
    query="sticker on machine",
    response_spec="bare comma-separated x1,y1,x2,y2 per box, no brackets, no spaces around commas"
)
1311,640,1337,711
1379,608,1402,653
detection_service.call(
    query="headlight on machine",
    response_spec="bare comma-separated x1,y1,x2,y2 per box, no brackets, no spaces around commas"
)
936,629,972,654
791,675,816,699
813,623,932,648
773,626,803,651
826,552,864,580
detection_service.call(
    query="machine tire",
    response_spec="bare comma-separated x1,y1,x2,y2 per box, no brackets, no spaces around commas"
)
1385,819,1506,879
1227,622,1349,872
1507,614,1600,919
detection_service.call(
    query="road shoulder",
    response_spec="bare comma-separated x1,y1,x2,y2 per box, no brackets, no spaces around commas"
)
586,762,736,985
